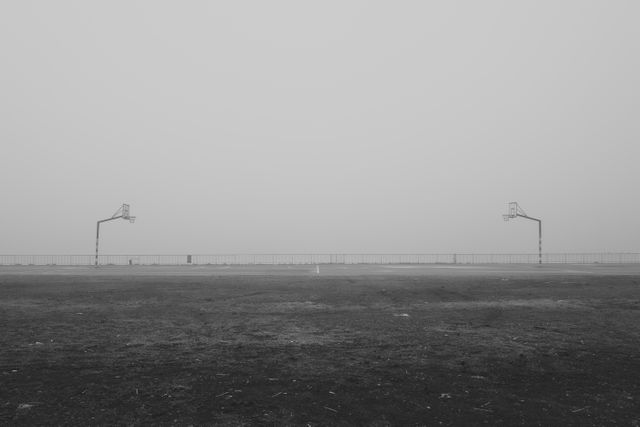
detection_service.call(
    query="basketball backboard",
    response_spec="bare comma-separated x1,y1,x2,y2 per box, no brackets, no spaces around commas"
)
503,202,519,221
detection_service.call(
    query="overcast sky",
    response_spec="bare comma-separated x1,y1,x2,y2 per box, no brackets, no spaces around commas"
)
1,1,639,255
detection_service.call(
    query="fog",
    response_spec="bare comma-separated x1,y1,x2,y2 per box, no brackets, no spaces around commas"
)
2,1,639,255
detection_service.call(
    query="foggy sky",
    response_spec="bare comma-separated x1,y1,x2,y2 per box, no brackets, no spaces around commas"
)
2,1,639,255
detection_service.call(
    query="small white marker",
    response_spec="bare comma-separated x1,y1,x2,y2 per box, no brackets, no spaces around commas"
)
316,265,320,275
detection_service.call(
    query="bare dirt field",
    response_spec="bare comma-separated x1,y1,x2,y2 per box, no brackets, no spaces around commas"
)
1,265,639,426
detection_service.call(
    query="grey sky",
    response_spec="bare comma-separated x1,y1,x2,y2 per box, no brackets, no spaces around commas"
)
1,1,639,255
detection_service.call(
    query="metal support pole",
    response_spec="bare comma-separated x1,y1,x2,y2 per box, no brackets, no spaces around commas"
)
516,214,542,264
95,221,101,267
94,215,124,267
505,202,546,264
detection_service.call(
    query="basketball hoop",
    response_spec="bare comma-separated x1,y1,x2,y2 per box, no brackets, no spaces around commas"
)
505,202,519,219
503,201,542,264
122,204,131,219
95,203,137,267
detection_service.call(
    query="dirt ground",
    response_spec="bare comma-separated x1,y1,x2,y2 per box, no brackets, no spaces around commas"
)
1,267,639,425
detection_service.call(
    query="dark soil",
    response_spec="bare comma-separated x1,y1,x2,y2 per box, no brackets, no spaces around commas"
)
1,273,639,425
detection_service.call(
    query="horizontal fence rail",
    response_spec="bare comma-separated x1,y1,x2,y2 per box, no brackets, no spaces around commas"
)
0,253,639,266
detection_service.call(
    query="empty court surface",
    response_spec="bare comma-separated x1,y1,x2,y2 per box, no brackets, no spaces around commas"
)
2,263,640,277
2,263,639,425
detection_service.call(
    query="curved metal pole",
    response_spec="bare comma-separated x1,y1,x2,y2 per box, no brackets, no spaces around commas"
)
94,216,122,267
517,214,542,264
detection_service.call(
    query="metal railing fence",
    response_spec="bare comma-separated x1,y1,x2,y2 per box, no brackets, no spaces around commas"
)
0,253,639,266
